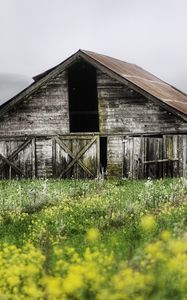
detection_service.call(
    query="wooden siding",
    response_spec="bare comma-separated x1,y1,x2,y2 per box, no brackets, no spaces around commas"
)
0,68,186,138
0,65,186,179
0,135,99,179
0,71,69,136
53,135,99,178
122,134,187,179
97,70,187,178
36,138,53,178
97,70,187,134
0,133,186,179
107,136,123,177
0,138,34,179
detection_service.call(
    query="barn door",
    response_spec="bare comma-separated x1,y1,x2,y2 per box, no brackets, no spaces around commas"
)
0,138,35,179
123,136,145,179
144,136,164,178
52,135,99,178
123,135,179,179
144,136,179,178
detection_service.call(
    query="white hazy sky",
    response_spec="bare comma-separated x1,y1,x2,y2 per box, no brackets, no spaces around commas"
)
0,0,187,103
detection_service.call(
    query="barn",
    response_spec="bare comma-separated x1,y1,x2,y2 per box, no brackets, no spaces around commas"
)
0,49,187,179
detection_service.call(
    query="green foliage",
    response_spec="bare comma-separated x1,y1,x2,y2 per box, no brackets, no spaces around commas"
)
0,178,186,299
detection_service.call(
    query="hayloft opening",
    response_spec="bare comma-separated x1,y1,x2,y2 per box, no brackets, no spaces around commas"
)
68,59,99,132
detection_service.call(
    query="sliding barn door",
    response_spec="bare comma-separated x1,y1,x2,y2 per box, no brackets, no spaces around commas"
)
52,135,99,178
0,136,99,179
123,135,180,179
144,136,164,178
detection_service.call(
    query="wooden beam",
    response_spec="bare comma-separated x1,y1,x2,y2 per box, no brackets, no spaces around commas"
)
9,139,32,160
55,136,94,176
144,158,179,164
0,132,187,141
55,136,96,178
0,139,32,170
55,136,96,177
0,154,25,176
55,136,75,159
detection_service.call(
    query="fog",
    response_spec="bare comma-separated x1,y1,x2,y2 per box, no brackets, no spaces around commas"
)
0,0,187,104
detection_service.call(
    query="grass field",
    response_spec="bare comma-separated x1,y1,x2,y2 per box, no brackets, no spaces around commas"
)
0,178,187,299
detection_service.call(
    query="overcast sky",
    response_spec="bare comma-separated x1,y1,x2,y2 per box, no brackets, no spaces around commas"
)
0,0,187,104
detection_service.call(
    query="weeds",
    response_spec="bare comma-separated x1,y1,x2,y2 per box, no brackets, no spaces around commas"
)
0,178,186,299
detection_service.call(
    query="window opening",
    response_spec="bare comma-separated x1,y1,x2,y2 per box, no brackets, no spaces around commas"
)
68,60,99,132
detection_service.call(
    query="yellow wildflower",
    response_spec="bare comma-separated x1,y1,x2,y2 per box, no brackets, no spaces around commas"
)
140,215,155,232
63,268,83,294
7,275,20,287
86,228,100,242
44,276,63,298
160,230,171,241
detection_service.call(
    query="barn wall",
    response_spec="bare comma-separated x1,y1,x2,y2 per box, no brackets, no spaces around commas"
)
97,70,187,178
0,138,34,179
0,135,99,179
97,70,187,134
107,136,124,177
121,134,187,179
0,71,69,136
177,135,187,177
0,67,186,138
0,65,186,179
36,138,53,178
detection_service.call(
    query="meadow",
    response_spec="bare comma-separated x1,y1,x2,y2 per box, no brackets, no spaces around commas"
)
0,177,186,300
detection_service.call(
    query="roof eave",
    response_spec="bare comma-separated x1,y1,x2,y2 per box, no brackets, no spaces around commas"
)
0,50,83,118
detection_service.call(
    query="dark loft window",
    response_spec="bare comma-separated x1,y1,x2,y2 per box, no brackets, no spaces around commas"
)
68,59,99,132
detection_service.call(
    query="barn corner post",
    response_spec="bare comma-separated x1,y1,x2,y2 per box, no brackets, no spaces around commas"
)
0,49,186,180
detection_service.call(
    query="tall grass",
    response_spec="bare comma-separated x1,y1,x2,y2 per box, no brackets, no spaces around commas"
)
0,178,186,299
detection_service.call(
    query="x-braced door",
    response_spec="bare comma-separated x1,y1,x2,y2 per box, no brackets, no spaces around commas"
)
0,138,35,179
52,135,99,178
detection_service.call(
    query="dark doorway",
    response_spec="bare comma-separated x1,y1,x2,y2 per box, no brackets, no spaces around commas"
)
68,59,99,132
100,137,107,173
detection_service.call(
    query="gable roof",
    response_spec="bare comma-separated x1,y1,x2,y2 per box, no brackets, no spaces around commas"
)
0,49,187,120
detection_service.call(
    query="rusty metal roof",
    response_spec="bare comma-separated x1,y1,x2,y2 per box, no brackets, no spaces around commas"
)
80,50,187,117
1,49,187,119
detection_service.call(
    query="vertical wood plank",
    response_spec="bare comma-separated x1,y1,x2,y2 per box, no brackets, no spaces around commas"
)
139,136,144,179
178,135,183,177
133,137,141,179
173,135,179,177
31,137,36,178
129,137,133,178
122,137,128,178
182,135,186,177
9,166,12,180
163,135,167,178
52,137,56,177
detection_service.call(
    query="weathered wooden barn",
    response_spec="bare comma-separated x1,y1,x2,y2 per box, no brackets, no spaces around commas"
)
0,49,187,179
